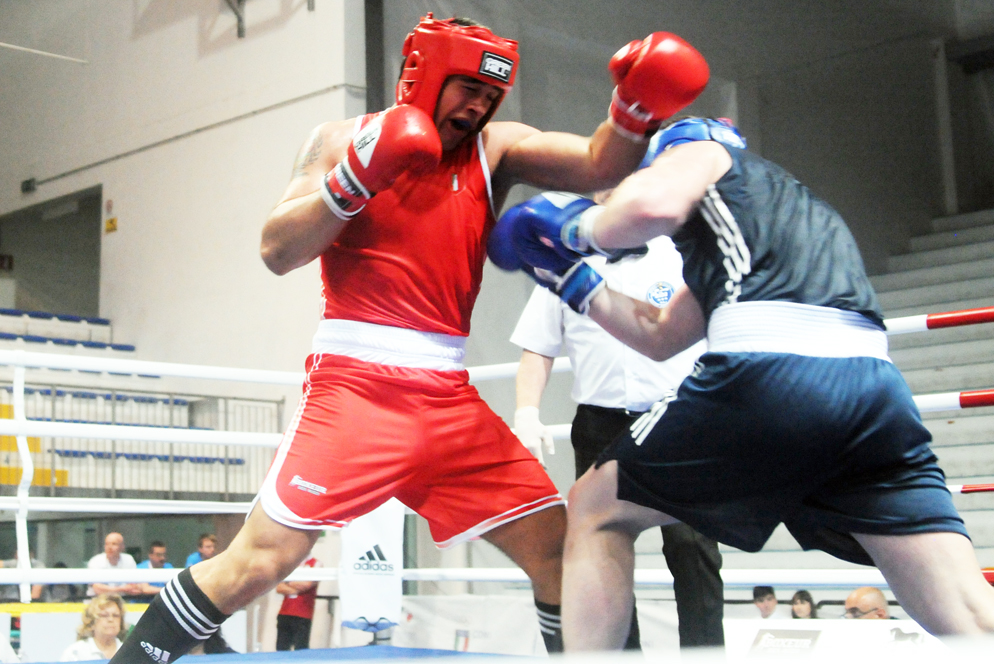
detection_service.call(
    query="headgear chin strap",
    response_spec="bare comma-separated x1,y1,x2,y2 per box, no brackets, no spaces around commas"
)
396,14,519,131
640,117,747,169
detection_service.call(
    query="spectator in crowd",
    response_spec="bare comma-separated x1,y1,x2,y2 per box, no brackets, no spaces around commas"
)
791,590,818,619
753,586,788,619
60,593,128,661
48,562,83,603
185,534,217,567
275,555,322,651
844,586,891,619
135,541,174,598
0,550,45,601
87,533,140,598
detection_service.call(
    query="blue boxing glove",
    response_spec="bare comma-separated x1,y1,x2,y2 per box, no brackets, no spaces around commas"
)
487,205,524,271
524,261,606,315
506,192,616,267
489,193,583,273
490,192,608,313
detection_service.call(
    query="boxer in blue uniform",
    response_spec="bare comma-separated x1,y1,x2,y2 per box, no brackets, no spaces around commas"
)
491,118,994,650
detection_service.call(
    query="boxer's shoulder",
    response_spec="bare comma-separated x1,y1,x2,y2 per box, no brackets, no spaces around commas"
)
482,121,540,163
289,119,355,180
643,140,733,190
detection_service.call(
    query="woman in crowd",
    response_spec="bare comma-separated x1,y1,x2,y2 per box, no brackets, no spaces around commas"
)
60,593,128,661
791,590,818,619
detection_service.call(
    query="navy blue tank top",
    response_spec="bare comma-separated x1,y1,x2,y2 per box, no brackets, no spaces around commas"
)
672,146,885,329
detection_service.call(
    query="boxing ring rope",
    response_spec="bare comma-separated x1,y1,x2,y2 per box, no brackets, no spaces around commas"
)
0,305,990,600
0,565,892,589
882,305,994,334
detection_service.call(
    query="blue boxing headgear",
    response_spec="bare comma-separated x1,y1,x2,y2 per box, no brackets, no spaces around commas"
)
639,117,747,169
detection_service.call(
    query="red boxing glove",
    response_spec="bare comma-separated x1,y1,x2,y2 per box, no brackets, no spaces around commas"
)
321,105,443,220
608,32,710,141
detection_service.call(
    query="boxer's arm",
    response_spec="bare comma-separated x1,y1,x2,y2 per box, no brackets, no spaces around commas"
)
487,120,646,197
590,141,732,249
588,284,705,362
260,120,354,276
516,350,554,410
514,350,556,463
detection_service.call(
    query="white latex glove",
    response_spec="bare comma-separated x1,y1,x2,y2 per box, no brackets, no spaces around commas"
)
513,406,555,466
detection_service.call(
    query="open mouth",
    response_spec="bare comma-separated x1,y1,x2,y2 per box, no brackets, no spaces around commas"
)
450,118,473,132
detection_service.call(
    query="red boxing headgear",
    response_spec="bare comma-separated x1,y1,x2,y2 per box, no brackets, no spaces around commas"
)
396,14,519,130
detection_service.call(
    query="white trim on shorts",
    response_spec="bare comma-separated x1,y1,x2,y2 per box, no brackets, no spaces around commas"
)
707,301,890,360
434,493,566,549
254,353,350,530
312,319,467,371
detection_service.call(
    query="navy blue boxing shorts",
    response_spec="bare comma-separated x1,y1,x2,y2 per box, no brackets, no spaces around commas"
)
598,352,968,566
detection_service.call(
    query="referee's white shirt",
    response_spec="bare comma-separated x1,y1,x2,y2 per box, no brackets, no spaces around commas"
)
510,237,706,413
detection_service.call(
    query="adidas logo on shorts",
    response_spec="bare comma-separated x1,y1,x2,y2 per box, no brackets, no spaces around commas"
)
141,641,171,663
353,544,394,573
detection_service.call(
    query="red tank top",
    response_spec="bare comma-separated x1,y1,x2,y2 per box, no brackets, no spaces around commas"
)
320,116,495,336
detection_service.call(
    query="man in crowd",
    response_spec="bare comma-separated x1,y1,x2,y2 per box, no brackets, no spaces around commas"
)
185,534,217,567
275,555,322,651
494,116,994,649
844,587,892,620
136,541,174,598
752,586,788,620
0,550,45,602
110,14,708,662
88,532,140,599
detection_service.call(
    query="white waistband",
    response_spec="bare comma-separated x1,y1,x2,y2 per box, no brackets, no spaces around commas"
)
312,319,467,371
707,302,890,361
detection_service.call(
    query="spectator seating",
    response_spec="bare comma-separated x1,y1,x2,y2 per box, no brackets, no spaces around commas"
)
0,308,135,351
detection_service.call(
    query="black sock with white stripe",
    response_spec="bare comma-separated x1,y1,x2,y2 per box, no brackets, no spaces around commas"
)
535,600,563,653
110,568,229,663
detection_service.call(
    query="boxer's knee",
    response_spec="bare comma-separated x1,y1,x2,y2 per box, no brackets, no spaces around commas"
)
194,505,318,612
568,460,623,527
486,505,566,566
569,461,674,540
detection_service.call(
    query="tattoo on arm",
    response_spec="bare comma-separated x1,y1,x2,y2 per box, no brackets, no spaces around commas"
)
291,131,324,179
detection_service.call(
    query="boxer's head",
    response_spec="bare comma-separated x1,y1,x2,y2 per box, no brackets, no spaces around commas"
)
640,117,747,169
396,14,518,135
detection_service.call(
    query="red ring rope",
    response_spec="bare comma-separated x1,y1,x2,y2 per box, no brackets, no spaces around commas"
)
925,306,994,330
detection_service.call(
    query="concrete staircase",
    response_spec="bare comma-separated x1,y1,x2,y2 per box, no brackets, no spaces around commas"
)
679,208,994,581
875,208,994,566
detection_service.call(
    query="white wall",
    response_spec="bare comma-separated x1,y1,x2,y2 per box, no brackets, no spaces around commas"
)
0,0,366,375
758,36,944,275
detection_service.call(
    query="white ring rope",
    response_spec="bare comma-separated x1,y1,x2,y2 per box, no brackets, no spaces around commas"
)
0,419,281,447
0,349,304,385
0,496,251,515
0,566,889,589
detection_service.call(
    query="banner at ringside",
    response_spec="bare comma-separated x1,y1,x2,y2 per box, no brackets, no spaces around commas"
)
338,498,405,632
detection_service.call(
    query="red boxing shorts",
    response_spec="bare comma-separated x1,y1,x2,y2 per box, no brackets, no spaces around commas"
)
256,353,564,548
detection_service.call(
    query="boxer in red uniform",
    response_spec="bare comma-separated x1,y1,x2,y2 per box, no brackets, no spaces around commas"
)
110,15,709,662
